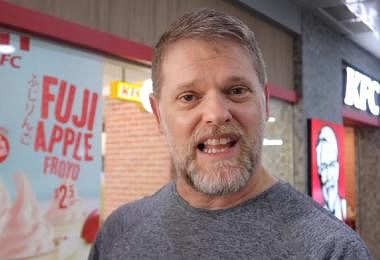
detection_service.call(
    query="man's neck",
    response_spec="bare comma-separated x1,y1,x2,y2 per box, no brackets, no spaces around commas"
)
176,165,278,210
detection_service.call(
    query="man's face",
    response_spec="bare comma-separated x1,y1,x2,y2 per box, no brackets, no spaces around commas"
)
150,39,267,196
317,139,340,209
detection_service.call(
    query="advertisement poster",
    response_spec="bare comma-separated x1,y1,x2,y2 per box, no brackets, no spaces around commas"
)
0,29,102,259
309,118,347,221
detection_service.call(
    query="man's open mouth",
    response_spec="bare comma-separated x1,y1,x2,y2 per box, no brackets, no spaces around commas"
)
197,136,237,154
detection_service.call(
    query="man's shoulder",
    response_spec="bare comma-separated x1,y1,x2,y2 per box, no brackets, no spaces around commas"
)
270,181,371,258
88,182,176,259
272,181,348,229
103,181,174,228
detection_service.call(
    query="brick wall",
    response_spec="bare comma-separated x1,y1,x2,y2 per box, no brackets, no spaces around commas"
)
102,96,171,218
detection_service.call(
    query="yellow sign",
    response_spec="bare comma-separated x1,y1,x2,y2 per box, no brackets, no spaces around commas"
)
110,80,153,113
110,81,142,103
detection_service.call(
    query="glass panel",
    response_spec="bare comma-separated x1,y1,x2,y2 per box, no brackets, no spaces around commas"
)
262,99,294,184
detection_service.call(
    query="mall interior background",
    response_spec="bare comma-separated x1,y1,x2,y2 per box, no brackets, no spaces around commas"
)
2,0,380,258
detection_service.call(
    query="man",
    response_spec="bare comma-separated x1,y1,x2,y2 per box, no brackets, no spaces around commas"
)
89,9,372,259
316,126,347,221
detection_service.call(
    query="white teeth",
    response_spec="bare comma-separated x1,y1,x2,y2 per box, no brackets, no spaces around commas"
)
204,147,228,154
220,138,229,145
210,139,217,145
204,137,231,145
201,137,234,154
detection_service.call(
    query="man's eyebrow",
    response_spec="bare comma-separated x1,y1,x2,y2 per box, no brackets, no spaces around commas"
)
173,76,255,93
174,79,201,92
225,76,251,84
223,76,258,89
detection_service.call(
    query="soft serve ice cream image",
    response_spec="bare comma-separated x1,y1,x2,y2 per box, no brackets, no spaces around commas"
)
54,208,100,260
0,178,11,233
45,177,98,259
45,177,86,242
0,173,58,260
0,174,100,260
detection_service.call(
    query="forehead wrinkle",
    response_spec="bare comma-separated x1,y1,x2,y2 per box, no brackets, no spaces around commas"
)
174,79,202,94
160,40,259,93
165,38,251,70
179,56,254,82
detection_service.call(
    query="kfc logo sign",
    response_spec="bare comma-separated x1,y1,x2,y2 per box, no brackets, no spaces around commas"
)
0,32,30,69
0,129,10,164
344,65,380,116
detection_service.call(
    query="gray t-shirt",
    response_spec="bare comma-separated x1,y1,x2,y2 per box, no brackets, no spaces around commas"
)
89,180,372,259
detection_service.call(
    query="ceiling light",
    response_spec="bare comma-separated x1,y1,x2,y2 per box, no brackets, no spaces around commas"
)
345,2,378,32
263,138,283,146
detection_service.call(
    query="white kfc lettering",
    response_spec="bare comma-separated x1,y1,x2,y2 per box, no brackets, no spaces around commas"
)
344,66,380,116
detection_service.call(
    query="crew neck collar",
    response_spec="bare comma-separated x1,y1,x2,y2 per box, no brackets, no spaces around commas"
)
169,179,285,214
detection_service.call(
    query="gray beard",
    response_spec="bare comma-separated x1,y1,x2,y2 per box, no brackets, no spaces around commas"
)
170,122,264,196
185,148,256,196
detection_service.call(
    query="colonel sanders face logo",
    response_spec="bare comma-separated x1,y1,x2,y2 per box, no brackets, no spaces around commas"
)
316,126,346,220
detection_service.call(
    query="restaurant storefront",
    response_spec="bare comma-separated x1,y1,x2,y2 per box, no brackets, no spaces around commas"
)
2,0,379,258
0,1,297,258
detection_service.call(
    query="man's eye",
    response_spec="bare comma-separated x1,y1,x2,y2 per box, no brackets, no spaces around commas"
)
230,86,248,95
319,165,327,172
329,160,338,168
179,94,196,103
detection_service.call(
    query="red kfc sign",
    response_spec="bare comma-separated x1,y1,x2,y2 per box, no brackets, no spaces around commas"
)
310,119,347,222
0,32,30,69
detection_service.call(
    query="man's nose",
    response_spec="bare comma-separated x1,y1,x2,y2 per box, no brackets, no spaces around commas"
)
201,94,232,125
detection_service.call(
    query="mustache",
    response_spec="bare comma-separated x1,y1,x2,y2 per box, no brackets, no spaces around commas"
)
167,122,246,161
191,123,244,147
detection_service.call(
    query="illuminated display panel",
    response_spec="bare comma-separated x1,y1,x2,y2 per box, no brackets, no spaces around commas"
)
343,64,380,117
309,118,347,221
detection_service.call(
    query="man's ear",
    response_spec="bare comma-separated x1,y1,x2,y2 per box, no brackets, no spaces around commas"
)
264,84,270,120
149,94,163,133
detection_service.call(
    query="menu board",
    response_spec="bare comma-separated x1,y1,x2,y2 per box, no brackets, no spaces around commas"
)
0,29,102,259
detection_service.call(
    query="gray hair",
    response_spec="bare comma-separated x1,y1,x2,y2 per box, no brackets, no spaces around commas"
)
151,8,267,98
